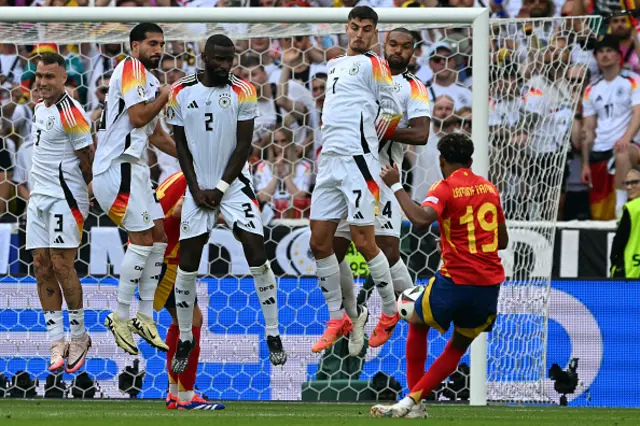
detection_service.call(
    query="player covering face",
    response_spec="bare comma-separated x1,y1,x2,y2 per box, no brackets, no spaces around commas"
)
29,53,94,373
167,34,287,383
309,6,403,354
332,28,431,357
371,134,509,418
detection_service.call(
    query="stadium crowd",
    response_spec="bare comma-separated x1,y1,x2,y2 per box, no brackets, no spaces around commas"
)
1,0,639,225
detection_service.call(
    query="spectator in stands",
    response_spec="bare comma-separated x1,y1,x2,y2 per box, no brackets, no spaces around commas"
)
455,106,472,136
311,72,327,158
608,14,640,74
87,43,125,110
89,72,111,132
582,35,640,220
425,42,472,110
610,168,640,278
156,56,186,86
253,128,313,219
0,43,24,87
411,94,456,202
521,33,573,220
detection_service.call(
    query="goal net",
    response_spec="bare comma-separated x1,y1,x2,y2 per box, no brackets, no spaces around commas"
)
0,8,600,402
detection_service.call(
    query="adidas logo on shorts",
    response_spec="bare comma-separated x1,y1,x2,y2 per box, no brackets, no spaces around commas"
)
54,235,65,244
352,211,364,220
381,222,393,230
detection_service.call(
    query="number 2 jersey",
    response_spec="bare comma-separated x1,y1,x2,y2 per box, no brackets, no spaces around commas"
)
166,73,258,190
421,168,506,286
378,72,431,168
93,57,160,175
30,93,92,209
582,70,640,151
321,52,402,157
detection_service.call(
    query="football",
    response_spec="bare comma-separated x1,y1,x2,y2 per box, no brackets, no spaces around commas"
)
397,286,425,322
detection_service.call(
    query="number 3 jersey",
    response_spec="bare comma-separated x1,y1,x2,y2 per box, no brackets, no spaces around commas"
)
30,93,92,208
321,52,402,157
166,73,258,190
93,57,160,175
421,168,506,286
582,70,640,151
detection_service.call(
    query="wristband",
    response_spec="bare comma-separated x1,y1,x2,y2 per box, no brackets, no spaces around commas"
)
390,182,403,193
216,180,230,194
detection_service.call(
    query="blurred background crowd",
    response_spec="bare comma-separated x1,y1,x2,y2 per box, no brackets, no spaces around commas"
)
0,0,639,226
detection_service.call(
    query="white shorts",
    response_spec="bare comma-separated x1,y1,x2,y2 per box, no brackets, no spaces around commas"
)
93,159,164,233
335,181,402,239
310,153,381,226
26,195,88,250
179,175,263,241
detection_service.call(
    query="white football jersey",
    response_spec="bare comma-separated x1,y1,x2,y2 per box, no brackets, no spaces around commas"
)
93,57,160,175
489,97,522,128
30,93,92,205
583,70,640,152
425,80,473,110
321,52,401,157
521,74,571,153
253,159,313,200
166,73,258,190
378,72,431,168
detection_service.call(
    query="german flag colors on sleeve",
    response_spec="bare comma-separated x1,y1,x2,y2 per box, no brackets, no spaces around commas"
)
57,95,92,150
231,75,258,121
406,76,431,121
121,57,149,109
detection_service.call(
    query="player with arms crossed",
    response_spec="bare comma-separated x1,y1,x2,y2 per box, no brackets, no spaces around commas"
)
152,171,224,410
371,133,509,418
309,6,403,353
167,34,287,375
27,53,94,373
334,28,431,356
93,23,176,355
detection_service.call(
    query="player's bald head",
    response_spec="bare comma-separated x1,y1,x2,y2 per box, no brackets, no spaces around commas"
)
437,133,474,166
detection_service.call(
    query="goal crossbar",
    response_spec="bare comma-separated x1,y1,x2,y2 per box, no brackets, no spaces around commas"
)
0,6,488,24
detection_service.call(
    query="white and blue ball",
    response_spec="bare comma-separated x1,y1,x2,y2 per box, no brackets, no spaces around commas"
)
397,286,425,322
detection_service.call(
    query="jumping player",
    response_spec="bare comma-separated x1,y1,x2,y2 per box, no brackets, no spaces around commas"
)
333,28,431,356
93,23,175,355
309,5,403,353
27,53,94,373
371,133,509,418
166,34,286,375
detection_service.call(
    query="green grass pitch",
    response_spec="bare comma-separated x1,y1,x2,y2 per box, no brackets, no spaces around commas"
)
2,400,640,425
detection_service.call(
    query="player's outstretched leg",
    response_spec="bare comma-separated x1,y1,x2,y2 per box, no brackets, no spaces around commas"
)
350,226,399,348
51,248,92,373
164,322,180,409
129,222,169,352
172,233,207,374
310,220,353,353
236,227,287,366
333,234,367,357
33,249,68,371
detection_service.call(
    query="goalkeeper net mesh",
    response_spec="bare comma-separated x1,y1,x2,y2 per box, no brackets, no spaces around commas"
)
0,15,600,401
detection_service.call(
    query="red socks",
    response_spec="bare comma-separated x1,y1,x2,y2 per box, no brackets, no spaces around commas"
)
166,324,179,385
178,326,201,391
406,322,428,390
409,340,466,402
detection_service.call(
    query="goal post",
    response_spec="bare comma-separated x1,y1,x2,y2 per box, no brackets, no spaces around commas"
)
0,7,600,404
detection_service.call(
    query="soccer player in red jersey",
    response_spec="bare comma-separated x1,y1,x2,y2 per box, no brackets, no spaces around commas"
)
153,171,223,411
371,133,509,418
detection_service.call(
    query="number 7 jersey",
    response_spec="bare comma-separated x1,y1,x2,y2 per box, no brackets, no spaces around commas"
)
421,168,505,286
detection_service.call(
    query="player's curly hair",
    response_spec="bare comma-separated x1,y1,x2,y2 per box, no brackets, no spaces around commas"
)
437,133,474,166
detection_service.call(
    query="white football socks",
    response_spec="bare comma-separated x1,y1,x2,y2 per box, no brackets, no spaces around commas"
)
390,258,413,295
174,268,197,343
368,250,397,316
316,254,343,320
338,259,358,321
44,310,65,342
68,309,86,339
138,242,167,319
250,261,280,337
117,244,153,320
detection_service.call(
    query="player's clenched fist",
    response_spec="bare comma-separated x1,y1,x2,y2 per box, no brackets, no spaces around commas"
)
380,164,400,187
192,188,217,210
